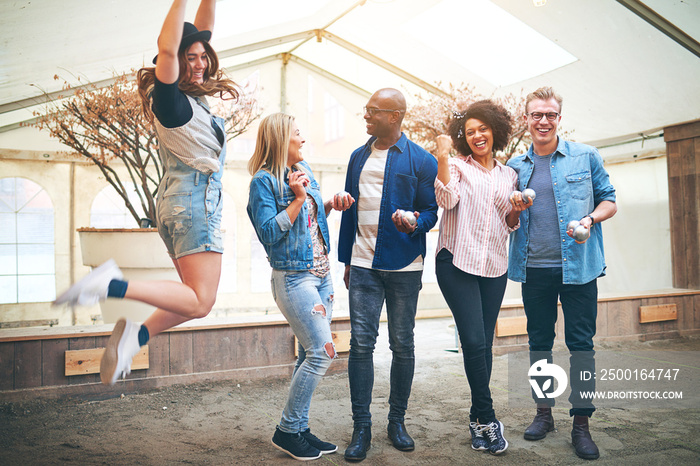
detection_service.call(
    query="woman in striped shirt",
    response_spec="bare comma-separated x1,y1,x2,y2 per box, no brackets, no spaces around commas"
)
434,100,521,456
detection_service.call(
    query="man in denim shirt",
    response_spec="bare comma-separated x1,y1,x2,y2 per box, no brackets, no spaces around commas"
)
338,88,438,462
507,87,617,461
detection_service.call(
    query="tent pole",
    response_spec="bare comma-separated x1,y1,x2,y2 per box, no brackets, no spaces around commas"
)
280,53,291,113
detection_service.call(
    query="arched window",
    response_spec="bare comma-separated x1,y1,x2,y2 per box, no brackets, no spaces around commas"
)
0,177,56,303
90,183,144,228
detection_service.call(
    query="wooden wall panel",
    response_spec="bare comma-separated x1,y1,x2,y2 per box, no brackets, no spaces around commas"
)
193,328,238,372
14,341,42,389
144,333,169,378
241,326,276,368
64,347,148,376
495,316,528,337
1,293,697,400
665,120,700,289
234,325,295,369
68,336,99,385
596,301,609,337
664,120,700,142
606,299,639,337
169,331,193,375
667,141,685,288
0,342,14,391
41,339,69,387
680,139,698,288
554,305,564,341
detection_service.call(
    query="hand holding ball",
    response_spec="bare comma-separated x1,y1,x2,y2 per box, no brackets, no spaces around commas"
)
567,219,590,243
398,209,417,226
511,189,535,207
573,226,590,243
522,188,536,203
335,191,350,209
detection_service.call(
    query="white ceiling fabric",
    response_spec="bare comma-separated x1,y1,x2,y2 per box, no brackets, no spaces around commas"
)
1,0,698,144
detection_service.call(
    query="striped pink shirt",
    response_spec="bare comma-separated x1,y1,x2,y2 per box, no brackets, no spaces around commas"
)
434,155,519,277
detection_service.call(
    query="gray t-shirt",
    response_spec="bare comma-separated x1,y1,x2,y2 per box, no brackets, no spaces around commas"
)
527,153,562,267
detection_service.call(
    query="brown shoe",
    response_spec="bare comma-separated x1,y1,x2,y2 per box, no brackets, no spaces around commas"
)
523,406,555,440
571,415,600,460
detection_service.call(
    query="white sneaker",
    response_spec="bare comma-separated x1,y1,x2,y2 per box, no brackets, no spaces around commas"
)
100,318,142,385
54,259,123,307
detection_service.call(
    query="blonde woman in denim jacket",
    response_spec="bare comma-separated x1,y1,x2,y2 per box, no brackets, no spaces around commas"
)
247,113,354,461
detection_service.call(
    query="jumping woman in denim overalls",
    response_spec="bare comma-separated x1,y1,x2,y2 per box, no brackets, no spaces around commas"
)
54,0,240,385
247,113,354,461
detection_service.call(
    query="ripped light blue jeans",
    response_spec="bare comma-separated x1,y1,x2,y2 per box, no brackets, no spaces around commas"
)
271,269,335,433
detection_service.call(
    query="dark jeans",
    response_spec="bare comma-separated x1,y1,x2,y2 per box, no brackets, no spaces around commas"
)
347,266,422,427
435,249,506,423
522,267,597,417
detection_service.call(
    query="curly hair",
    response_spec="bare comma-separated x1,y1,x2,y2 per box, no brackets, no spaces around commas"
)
137,41,239,122
446,100,513,157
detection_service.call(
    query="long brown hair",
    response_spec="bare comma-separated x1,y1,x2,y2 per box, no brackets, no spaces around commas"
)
137,41,239,122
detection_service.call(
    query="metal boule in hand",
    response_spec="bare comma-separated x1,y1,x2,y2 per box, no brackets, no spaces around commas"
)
399,209,417,226
573,225,590,243
567,220,580,231
522,188,536,203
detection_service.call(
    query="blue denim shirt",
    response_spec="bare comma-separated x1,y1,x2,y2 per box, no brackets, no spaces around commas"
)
248,160,331,271
506,138,616,285
338,133,438,270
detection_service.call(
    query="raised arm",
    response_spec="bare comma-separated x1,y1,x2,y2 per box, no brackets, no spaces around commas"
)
155,0,188,85
193,0,216,35
435,135,452,186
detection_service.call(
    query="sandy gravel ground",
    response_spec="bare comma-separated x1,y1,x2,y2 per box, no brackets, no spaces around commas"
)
1,317,699,465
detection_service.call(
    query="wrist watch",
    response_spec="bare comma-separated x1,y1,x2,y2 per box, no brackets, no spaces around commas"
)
585,214,595,224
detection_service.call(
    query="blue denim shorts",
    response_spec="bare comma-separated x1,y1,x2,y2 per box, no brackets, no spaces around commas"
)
156,171,224,259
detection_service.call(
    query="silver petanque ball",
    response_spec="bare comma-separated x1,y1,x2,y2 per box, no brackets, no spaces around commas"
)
402,210,417,226
567,220,580,231
522,188,536,203
336,191,350,208
573,225,590,242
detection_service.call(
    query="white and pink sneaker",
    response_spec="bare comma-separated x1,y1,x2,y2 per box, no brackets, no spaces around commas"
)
100,318,142,385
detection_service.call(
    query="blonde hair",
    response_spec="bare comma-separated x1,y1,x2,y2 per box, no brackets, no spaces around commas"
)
525,86,563,113
248,113,303,194
137,41,239,122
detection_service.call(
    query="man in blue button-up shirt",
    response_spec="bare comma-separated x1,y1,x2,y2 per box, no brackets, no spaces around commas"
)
507,87,617,461
338,88,438,462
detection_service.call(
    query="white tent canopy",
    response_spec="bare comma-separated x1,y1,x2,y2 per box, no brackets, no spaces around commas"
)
1,0,699,145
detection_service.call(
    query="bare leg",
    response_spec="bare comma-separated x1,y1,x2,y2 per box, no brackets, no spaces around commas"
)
122,251,222,336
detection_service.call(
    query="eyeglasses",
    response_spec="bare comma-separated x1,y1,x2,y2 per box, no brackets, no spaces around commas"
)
363,107,401,117
527,112,560,121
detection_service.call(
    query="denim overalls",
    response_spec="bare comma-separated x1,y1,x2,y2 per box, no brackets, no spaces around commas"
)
155,96,226,259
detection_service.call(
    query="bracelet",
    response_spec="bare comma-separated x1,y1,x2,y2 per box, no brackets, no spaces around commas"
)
585,214,595,224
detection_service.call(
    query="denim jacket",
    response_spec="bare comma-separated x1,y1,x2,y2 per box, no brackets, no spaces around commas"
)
248,160,331,271
338,133,438,270
506,138,616,285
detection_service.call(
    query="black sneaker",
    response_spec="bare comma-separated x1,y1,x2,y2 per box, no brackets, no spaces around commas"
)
485,420,509,455
300,428,338,454
272,427,322,461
